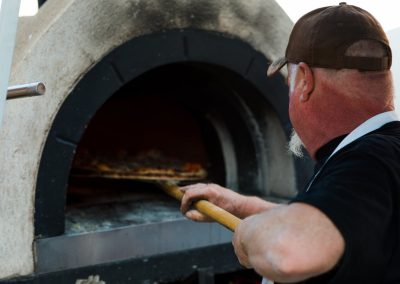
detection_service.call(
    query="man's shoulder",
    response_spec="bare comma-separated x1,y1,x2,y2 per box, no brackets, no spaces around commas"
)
345,121,400,157
332,121,400,170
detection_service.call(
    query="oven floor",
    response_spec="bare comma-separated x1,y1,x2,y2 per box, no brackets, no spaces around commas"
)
65,179,185,234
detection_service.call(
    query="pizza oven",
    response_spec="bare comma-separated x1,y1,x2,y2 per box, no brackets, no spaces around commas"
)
0,0,313,283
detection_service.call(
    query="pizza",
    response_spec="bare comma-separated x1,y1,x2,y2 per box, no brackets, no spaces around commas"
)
71,149,207,181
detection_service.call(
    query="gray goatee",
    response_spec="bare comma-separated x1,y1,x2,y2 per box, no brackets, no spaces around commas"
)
288,129,305,158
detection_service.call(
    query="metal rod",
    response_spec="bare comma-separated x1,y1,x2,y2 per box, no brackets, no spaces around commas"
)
6,82,46,100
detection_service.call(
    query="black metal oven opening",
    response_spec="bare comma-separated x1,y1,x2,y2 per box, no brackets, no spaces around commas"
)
65,63,240,235
32,30,299,282
35,29,295,240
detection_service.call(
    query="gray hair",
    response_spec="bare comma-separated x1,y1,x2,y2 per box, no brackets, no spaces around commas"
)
288,63,299,93
288,129,304,158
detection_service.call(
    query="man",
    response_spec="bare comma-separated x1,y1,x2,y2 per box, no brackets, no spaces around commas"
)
179,3,400,283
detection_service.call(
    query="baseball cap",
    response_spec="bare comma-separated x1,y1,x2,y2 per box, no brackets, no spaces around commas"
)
267,2,392,76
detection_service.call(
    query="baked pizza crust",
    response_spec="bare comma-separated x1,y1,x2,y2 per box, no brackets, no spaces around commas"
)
72,150,207,181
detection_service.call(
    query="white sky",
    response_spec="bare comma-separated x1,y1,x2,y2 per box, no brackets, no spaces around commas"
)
275,0,400,32
19,0,38,17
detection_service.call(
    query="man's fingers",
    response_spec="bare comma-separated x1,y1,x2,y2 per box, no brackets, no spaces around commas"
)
180,183,211,213
185,209,212,222
180,183,215,222
179,183,227,224
179,183,207,192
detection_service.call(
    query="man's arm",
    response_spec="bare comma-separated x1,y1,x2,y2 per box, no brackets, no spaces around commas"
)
233,202,345,283
180,183,344,282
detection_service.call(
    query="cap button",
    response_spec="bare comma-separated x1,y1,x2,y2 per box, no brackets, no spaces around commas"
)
339,2,347,5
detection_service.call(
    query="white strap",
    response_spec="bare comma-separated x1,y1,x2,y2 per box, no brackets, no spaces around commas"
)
306,111,399,192
329,111,399,159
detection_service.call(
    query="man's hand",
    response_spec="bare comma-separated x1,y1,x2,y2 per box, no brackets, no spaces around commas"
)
179,183,279,221
179,183,243,221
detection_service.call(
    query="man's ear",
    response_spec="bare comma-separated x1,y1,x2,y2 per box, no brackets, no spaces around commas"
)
297,62,314,101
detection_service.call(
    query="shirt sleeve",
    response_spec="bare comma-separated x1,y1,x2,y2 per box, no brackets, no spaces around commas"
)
291,141,395,283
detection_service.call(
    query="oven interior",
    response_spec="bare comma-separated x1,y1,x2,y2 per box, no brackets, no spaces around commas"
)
66,63,233,234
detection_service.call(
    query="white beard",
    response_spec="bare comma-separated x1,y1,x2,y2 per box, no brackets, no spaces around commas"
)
288,129,305,158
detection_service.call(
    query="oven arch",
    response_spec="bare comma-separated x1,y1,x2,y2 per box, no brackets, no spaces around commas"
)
1,0,317,280
35,29,311,238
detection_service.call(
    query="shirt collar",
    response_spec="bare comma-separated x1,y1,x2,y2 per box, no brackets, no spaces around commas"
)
315,111,399,165
315,134,347,165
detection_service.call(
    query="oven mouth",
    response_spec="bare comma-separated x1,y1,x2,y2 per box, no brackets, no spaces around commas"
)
35,29,292,239
34,29,297,276
64,63,233,235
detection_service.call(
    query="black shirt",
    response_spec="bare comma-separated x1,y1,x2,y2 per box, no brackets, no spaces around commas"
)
291,121,400,284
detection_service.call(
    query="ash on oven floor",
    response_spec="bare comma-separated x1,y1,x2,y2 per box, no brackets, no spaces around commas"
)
65,199,183,234
65,179,185,234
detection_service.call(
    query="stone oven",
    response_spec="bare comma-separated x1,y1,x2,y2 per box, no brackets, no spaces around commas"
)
0,0,312,283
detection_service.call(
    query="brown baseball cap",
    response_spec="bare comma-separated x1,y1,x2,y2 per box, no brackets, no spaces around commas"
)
267,2,392,76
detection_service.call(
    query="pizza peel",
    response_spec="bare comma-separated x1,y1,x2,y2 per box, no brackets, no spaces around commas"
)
72,169,241,232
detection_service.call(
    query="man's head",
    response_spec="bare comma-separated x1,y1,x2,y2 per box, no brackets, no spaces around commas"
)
268,3,394,158
267,2,391,76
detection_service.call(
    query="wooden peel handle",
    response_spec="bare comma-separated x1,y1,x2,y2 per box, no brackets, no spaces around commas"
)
159,182,241,232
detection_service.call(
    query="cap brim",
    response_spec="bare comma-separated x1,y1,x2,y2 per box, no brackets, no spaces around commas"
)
267,57,287,77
